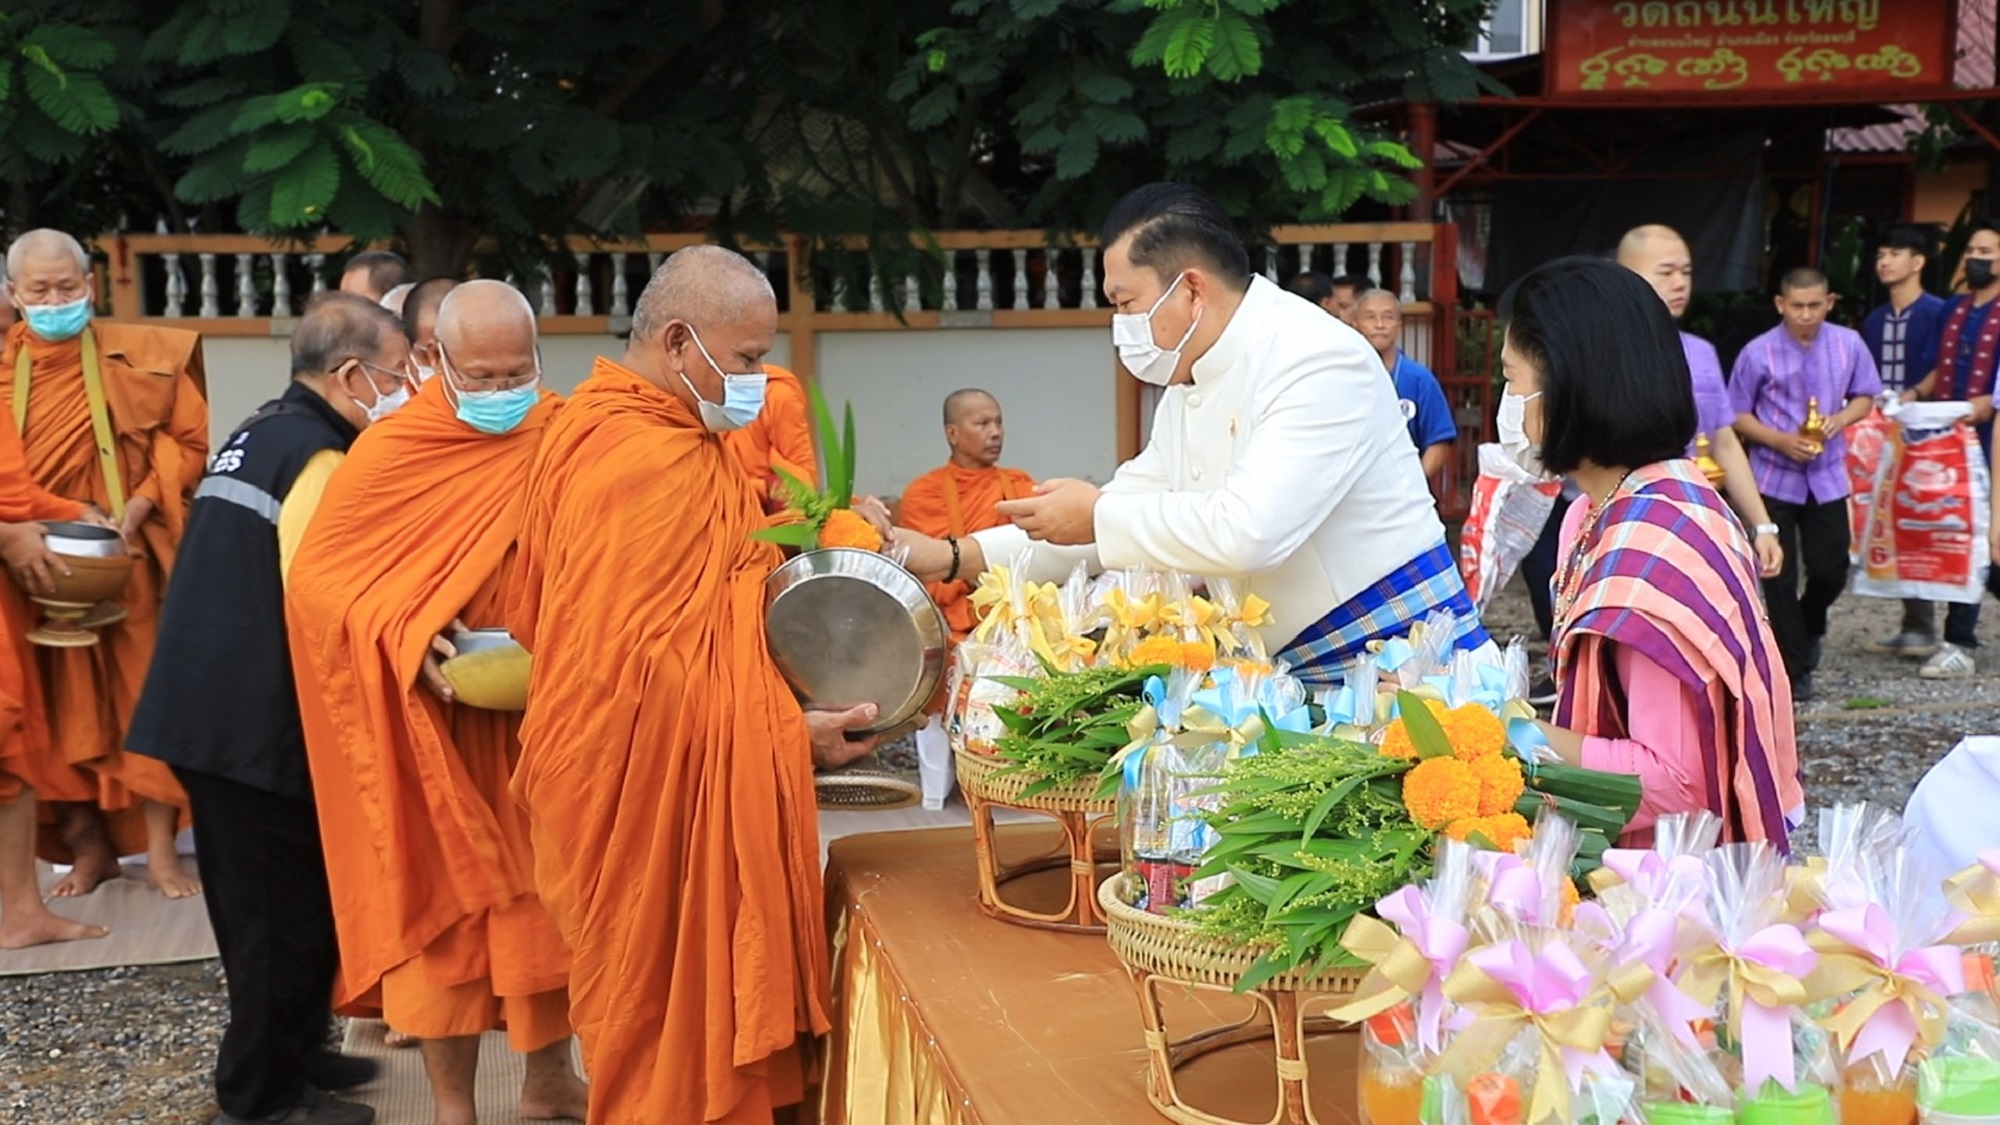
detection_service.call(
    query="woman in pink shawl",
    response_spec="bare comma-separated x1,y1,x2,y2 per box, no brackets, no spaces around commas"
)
1497,257,1805,850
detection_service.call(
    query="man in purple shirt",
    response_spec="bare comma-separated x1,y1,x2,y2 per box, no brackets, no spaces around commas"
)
1617,225,1783,579
1730,267,1884,701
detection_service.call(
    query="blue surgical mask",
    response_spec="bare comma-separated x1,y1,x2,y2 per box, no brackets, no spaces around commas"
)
681,327,766,432
439,346,540,435
23,296,91,343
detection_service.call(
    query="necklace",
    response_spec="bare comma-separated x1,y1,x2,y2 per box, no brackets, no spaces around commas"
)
1552,469,1638,634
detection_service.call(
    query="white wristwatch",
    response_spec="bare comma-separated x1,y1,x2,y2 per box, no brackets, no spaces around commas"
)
1752,523,1779,538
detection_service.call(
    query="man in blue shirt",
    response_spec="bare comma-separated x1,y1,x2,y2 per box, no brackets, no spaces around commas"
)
1860,224,1950,660
1907,218,2000,679
1354,288,1457,483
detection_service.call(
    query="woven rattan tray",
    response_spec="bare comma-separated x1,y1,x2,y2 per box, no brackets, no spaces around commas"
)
954,746,1115,813
954,747,1117,932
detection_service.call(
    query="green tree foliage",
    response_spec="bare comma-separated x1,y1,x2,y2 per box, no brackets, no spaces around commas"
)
0,0,1498,274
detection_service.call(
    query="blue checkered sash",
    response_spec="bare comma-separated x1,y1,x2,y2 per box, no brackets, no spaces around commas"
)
1274,540,1489,687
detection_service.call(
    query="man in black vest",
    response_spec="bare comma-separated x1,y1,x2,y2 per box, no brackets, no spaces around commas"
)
129,294,413,1125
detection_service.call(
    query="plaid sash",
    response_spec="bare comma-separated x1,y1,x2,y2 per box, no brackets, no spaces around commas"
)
1553,460,1802,848
1276,540,1489,687
1935,294,2000,400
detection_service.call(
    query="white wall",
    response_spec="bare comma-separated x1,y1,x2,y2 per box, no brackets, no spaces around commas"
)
819,327,1119,498
192,327,1115,499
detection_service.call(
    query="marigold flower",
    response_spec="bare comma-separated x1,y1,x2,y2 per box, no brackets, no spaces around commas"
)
1377,698,1450,759
1469,754,1525,817
1560,876,1581,926
1441,812,1531,853
1127,634,1183,669
1402,757,1480,830
1437,703,1507,762
1178,641,1216,672
817,508,883,551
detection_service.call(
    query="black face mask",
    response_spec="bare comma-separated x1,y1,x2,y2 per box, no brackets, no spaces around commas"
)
1967,258,1998,290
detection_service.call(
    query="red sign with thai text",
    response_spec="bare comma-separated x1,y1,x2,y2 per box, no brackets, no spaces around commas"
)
1545,0,1958,102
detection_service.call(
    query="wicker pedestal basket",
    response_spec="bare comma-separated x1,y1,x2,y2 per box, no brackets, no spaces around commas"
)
954,748,1119,932
1099,874,1366,1125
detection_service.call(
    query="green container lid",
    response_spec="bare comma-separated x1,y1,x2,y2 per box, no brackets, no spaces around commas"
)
1420,1074,1450,1125
1641,1102,1734,1124
1920,1056,2000,1116
1734,1083,1833,1125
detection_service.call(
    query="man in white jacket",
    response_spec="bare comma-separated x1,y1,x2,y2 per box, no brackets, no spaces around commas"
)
895,182,1486,685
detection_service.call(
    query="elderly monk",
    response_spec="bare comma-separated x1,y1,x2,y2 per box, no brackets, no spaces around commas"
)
404,277,460,385
898,389,1035,642
509,245,885,1123
289,281,586,1125
2,229,208,900
0,404,110,947
722,363,815,513
341,250,412,302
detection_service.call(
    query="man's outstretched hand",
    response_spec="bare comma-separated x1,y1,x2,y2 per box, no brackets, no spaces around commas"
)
995,478,1099,545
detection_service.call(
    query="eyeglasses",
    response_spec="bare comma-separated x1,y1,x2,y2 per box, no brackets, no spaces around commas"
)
436,343,541,392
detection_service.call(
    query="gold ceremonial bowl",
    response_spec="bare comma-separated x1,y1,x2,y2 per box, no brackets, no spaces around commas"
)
25,522,134,647
439,628,531,711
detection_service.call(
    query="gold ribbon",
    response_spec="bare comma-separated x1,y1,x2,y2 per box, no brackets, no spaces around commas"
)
1322,914,1439,1025
1109,702,1266,776
1944,861,2000,945
1435,958,1654,1125
1677,943,1813,1039
1804,933,1953,1062
1157,595,1223,652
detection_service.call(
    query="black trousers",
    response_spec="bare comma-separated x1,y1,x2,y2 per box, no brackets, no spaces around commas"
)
175,766,339,1120
1761,495,1851,680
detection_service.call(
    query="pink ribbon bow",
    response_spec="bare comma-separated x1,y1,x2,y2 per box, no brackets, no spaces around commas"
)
1376,884,1472,1055
1814,904,1966,1078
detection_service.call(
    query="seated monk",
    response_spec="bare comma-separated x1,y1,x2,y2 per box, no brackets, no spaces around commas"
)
3,228,208,900
288,280,586,1125
508,245,886,1123
897,388,1035,644
722,363,815,513
0,408,110,948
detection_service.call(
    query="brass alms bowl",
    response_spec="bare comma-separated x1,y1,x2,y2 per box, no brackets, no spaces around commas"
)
26,522,133,648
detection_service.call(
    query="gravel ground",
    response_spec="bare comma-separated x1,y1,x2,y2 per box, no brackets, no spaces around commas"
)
5,578,1995,1122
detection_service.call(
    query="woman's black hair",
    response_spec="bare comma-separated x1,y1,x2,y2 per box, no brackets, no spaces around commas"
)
1498,255,1697,476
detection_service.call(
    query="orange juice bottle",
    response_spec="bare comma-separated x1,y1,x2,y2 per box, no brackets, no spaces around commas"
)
1358,1009,1423,1125
1840,1058,1916,1125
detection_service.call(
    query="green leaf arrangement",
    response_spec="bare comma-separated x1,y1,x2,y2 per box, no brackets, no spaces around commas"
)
752,376,864,550
987,661,1166,800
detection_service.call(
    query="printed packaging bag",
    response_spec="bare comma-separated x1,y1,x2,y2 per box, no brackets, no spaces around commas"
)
1855,401,1990,605
1844,404,1894,563
1460,443,1561,614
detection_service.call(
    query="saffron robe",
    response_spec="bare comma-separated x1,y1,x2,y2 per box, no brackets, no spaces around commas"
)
722,364,816,513
285,379,569,1030
1553,459,1804,850
897,462,1035,640
509,357,828,1123
0,321,207,853
0,410,90,804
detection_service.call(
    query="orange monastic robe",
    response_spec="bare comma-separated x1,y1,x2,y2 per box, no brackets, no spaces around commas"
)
286,380,569,1045
0,414,90,805
509,357,828,1124
0,322,208,852
898,462,1036,640
722,364,815,512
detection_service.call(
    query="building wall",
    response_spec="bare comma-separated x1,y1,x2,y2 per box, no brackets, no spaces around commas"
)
1912,163,1988,226
194,328,1118,499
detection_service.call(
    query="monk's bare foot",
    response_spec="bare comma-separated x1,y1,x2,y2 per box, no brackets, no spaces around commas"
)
520,1070,588,1120
143,852,200,899
48,852,122,898
385,1028,419,1049
0,907,108,949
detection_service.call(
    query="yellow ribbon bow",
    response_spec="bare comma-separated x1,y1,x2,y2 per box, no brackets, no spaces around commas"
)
1157,595,1224,652
1101,587,1162,658
1945,859,2000,945
1109,702,1267,776
968,568,1017,644
1805,926,1956,1068
1676,942,1814,1036
1323,914,1441,1025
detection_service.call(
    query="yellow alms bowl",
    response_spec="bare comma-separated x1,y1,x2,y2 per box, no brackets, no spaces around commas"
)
439,645,532,711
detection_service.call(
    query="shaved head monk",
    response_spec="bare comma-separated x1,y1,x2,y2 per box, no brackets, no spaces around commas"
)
722,362,816,513
288,280,586,1125
130,294,411,1125
898,389,1035,644
508,244,885,1123
340,250,412,302
403,276,459,384
2,228,209,900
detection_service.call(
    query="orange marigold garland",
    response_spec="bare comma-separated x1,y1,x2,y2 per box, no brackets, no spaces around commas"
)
1436,702,1507,762
818,507,883,551
1442,811,1532,852
1402,757,1480,830
1377,698,1450,760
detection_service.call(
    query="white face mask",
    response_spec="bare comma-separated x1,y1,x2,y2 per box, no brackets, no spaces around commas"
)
352,363,411,425
1496,389,1544,475
1112,272,1201,386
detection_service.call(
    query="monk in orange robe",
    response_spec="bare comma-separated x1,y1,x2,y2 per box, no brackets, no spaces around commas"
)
288,281,586,1124
509,245,883,1124
2,229,208,900
723,363,815,513
0,404,109,947
897,389,1035,643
